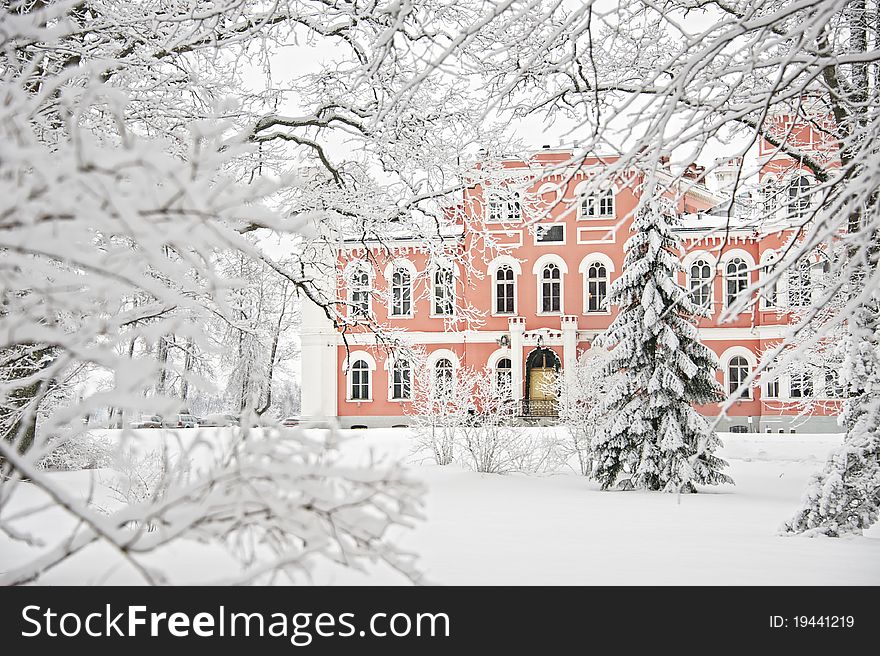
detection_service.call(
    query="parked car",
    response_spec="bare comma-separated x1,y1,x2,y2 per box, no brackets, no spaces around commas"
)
130,415,162,429
162,413,198,428
281,416,301,427
200,413,239,427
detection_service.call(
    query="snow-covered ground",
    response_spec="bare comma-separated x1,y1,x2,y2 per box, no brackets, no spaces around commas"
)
3,428,879,585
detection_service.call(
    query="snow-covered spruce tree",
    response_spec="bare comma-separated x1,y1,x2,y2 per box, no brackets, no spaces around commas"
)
783,293,880,536
593,197,732,492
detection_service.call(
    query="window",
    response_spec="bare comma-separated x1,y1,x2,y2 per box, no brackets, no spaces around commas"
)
787,258,812,309
730,425,749,434
586,262,608,313
725,257,749,308
391,359,412,400
495,358,512,397
495,266,515,314
433,267,454,316
488,193,521,223
349,359,370,400
790,370,813,399
541,263,561,313
535,224,565,243
349,267,370,318
581,189,614,218
390,268,412,317
761,256,778,308
761,182,778,216
727,356,751,398
765,378,779,398
434,358,454,396
689,259,712,309
824,368,844,398
787,176,811,218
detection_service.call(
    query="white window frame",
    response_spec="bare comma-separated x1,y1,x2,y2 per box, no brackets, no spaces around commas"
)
346,262,373,319
532,222,567,246
387,357,413,402
579,188,615,220
721,252,753,312
533,255,567,315
389,266,414,318
726,356,752,399
431,265,456,318
486,190,522,224
343,351,377,402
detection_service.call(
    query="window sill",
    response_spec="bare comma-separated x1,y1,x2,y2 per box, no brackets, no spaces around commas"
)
578,215,615,221
389,314,415,320
492,311,517,317
346,398,373,403
388,397,412,403
583,310,611,316
537,311,563,316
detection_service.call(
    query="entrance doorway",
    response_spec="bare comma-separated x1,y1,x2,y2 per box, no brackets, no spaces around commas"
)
524,347,560,416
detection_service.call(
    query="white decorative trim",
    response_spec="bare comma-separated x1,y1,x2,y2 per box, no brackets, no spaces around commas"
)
487,229,523,248
487,254,523,276
382,257,418,282
486,347,512,370
342,350,377,372
425,348,461,369
531,253,569,275
682,249,719,269
576,226,616,244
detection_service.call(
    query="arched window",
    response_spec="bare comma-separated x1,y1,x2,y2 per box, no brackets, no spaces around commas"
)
349,359,371,400
390,268,412,317
495,358,512,396
787,258,812,309
725,258,749,308
761,181,779,216
790,370,813,399
349,267,370,318
541,263,561,313
495,265,515,314
689,259,712,309
434,358,454,396
787,176,811,218
433,266,454,316
586,262,608,313
761,254,778,308
727,356,750,398
581,189,614,218
391,359,412,400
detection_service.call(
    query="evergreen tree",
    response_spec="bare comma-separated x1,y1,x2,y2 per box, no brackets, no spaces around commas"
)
783,295,880,536
592,197,733,492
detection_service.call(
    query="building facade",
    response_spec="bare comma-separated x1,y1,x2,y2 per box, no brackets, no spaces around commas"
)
301,122,842,432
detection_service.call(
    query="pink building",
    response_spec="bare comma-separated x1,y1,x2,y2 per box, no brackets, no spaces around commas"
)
301,120,842,432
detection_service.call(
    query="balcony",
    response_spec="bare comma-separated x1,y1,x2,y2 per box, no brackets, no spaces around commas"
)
520,399,558,418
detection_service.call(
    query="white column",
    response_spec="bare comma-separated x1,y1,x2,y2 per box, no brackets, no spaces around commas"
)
561,315,578,393
300,314,337,420
300,235,338,421
509,317,526,401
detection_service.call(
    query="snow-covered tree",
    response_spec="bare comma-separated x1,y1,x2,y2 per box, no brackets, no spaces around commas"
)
1,0,510,584
783,295,880,536
554,347,615,477
593,198,732,492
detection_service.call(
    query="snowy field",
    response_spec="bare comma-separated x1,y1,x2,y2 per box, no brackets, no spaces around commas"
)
3,427,879,585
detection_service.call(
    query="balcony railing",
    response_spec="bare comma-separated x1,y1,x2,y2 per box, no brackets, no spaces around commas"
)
521,399,558,418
